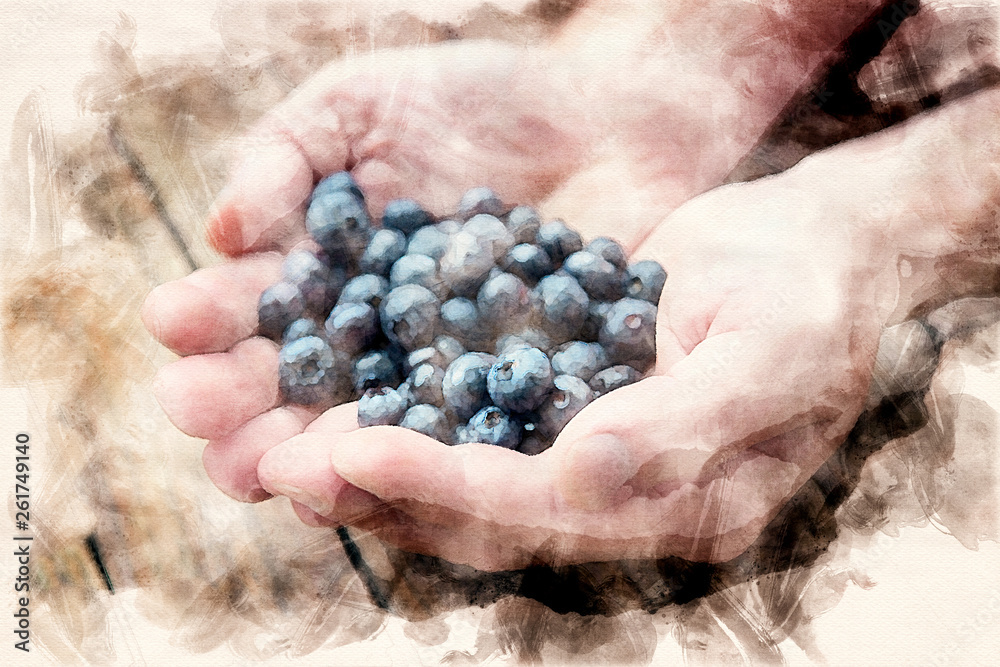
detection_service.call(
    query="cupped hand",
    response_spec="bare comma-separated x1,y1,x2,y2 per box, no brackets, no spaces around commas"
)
249,168,898,570
143,38,898,570
142,38,704,507
205,39,600,259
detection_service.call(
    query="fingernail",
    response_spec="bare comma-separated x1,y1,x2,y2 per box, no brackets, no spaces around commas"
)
266,481,334,517
246,487,272,503
207,205,245,255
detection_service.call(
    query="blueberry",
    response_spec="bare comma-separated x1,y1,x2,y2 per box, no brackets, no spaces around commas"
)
536,219,583,264
338,274,389,310
406,363,446,405
433,335,467,367
360,228,408,276
580,300,613,342
281,249,339,314
279,336,349,405
458,186,505,220
550,341,609,382
312,171,364,203
442,352,497,420
398,404,450,441
459,406,521,449
306,189,372,265
395,379,416,407
439,230,495,298
357,386,409,427
624,260,667,304
325,302,379,356
477,272,533,331
280,249,325,282
441,297,488,346
585,237,628,271
382,198,433,235
562,251,624,301
487,347,555,414
464,214,514,260
589,364,641,397
282,317,321,344
494,334,531,355
533,273,589,343
501,243,553,285
406,225,450,260
258,282,306,341
504,205,541,245
494,328,553,356
600,298,658,369
536,374,593,439
405,346,448,374
436,219,463,235
389,253,443,297
379,284,441,351
352,350,402,394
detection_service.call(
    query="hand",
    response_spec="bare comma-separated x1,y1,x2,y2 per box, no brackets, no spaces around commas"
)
248,168,897,570
267,87,1000,571
203,38,669,259
141,31,779,512
144,3,938,566
141,37,691,515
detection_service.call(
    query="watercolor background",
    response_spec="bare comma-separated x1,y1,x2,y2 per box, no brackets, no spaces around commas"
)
1,1,999,664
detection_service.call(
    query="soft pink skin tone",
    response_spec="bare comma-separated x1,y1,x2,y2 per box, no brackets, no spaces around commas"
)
142,3,1000,570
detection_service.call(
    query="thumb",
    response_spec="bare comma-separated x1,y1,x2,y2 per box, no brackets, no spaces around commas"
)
552,324,866,514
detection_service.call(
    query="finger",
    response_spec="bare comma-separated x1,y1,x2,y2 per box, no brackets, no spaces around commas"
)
207,134,316,256
355,504,540,572
142,252,283,355
152,337,279,439
207,70,362,256
327,426,558,527
291,500,338,528
257,428,385,527
551,322,871,513
303,401,361,434
202,406,314,502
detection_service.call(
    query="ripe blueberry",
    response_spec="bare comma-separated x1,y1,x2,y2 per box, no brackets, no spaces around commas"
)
325,302,379,356
357,386,409,427
379,284,441,351
624,260,667,304
360,228,408,276
258,282,306,341
382,198,433,235
442,352,497,420
600,298,657,370
460,406,521,449
487,347,555,414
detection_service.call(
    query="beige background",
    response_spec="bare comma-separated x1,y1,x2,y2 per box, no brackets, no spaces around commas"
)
2,1,999,664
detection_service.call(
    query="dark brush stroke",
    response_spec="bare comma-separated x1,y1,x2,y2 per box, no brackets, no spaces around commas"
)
336,526,392,611
728,0,922,182
85,533,115,594
106,115,199,272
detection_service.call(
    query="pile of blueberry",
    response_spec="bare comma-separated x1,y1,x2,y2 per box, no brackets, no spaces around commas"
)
258,172,666,455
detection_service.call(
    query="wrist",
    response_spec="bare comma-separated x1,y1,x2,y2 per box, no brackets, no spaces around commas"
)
792,87,1000,321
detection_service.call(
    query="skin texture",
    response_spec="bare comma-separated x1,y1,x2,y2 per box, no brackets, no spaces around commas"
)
143,4,1000,569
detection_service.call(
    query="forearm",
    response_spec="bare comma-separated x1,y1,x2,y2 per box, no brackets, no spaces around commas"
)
794,87,1000,320
534,0,893,244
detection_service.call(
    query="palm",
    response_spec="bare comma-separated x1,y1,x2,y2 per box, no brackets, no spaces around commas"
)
246,176,889,571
